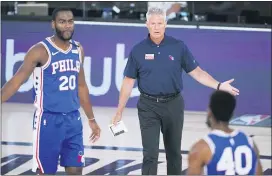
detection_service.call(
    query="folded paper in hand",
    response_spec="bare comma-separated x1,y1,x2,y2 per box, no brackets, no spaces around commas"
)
109,120,128,137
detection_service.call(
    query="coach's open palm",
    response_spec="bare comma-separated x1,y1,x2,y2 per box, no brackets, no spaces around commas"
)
220,78,240,96
89,121,101,143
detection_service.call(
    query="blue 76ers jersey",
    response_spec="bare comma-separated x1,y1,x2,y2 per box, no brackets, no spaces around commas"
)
203,130,258,175
32,37,81,113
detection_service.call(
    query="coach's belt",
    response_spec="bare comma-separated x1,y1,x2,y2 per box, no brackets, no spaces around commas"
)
140,92,180,102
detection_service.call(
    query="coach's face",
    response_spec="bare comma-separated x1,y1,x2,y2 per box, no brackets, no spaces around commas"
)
52,11,74,41
146,14,166,39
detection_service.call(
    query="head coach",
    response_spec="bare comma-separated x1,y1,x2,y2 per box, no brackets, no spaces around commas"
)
111,7,240,175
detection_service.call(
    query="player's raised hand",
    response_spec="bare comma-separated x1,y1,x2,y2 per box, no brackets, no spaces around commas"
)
88,120,101,143
219,78,240,96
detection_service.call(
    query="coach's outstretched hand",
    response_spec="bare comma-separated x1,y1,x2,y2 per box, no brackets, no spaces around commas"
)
89,120,101,143
219,78,240,96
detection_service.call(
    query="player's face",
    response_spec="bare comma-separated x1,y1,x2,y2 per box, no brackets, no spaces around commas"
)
52,11,74,41
146,14,166,39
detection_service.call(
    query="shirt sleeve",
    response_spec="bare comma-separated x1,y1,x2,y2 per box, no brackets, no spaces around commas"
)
124,50,138,79
180,41,199,73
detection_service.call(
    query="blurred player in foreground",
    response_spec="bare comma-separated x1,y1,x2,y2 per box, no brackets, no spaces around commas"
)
187,90,263,175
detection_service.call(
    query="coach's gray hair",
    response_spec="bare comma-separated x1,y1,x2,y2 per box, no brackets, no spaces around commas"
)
146,7,166,21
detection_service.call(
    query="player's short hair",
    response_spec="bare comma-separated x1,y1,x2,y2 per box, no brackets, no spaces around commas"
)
52,7,73,21
209,90,236,123
146,7,166,21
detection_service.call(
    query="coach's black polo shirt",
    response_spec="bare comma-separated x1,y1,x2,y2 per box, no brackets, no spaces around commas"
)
124,34,199,96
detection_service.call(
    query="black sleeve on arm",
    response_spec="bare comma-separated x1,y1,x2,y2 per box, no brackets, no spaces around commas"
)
124,49,138,79
180,41,199,73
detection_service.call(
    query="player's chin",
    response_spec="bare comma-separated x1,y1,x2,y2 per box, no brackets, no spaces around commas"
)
62,32,73,40
63,35,72,41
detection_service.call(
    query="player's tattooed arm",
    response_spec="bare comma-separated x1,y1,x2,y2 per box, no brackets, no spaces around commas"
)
187,139,211,175
1,43,47,102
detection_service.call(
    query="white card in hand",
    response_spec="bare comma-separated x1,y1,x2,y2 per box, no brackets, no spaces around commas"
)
109,120,128,137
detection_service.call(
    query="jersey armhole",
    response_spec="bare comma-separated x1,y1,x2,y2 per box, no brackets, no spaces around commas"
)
202,135,215,175
39,42,51,70
202,135,215,155
74,41,82,64
245,134,254,148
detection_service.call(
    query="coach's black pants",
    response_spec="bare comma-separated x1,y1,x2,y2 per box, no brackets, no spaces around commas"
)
137,93,184,175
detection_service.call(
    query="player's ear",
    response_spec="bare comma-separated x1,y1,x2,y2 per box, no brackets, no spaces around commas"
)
207,108,213,118
51,20,55,30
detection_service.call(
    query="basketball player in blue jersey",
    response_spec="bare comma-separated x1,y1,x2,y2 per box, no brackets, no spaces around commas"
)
187,90,263,175
1,7,101,175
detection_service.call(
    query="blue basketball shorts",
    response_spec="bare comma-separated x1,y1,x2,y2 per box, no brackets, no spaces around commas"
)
31,109,85,174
